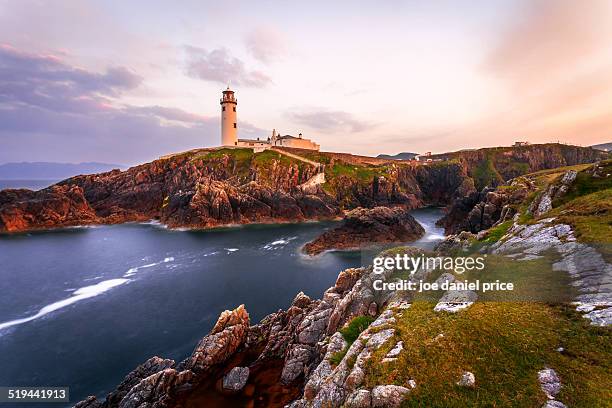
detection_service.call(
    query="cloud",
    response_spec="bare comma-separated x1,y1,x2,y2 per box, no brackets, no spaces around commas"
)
244,27,287,64
0,44,242,164
184,46,272,88
286,109,375,133
485,0,612,86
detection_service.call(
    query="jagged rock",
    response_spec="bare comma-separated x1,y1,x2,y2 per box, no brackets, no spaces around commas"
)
371,385,411,408
73,396,101,408
538,368,561,399
292,291,312,309
222,366,249,392
187,305,250,372
0,185,99,232
106,357,176,406
456,371,475,387
345,389,372,408
434,290,478,313
303,207,425,255
118,369,193,408
281,344,317,384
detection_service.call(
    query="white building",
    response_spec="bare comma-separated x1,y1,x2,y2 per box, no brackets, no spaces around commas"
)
220,86,238,146
219,87,319,151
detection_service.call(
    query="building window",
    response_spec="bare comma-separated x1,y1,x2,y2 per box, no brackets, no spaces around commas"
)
233,107,236,112
233,123,237,128
222,106,225,111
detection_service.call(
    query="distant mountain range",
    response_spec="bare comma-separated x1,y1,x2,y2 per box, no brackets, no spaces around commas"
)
376,152,418,160
591,142,612,152
0,162,125,180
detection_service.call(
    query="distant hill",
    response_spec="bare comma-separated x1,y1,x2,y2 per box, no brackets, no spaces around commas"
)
591,142,612,152
0,162,125,180
376,152,418,161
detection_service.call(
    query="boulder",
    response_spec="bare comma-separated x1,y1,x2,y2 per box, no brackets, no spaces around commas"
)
222,366,249,392
456,371,476,387
371,385,411,408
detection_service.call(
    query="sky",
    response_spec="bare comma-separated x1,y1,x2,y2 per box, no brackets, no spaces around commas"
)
1,0,611,165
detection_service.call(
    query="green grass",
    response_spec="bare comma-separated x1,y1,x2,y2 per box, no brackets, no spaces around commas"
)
340,315,376,344
363,302,612,408
480,220,512,244
552,160,612,208
328,162,389,183
329,316,376,367
470,156,504,190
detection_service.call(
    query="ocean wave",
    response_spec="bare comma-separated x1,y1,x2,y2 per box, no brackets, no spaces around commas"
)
262,236,298,250
123,257,174,277
0,278,129,333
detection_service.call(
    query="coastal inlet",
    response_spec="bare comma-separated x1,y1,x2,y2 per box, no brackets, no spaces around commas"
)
0,208,443,405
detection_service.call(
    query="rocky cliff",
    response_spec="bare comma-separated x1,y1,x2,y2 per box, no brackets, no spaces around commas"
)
303,207,425,255
75,246,433,408
1,144,605,233
431,143,608,190
0,148,470,233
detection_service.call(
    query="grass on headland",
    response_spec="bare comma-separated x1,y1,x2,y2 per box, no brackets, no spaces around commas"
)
364,302,612,408
329,315,375,366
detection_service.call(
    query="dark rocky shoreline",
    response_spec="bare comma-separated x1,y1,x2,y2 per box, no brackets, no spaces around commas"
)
303,206,425,255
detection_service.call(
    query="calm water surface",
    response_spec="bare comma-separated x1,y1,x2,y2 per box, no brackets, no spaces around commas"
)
0,208,443,406
0,180,59,190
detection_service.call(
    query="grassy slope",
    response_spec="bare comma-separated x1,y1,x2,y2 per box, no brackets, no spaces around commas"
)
365,302,611,407
358,161,612,407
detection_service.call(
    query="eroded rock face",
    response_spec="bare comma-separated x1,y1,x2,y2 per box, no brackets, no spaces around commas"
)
0,146,477,233
222,366,249,392
75,249,428,408
438,177,536,235
303,207,425,255
187,305,250,372
0,185,99,232
118,369,193,408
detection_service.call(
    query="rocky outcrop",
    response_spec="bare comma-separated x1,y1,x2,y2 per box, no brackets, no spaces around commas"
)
528,170,577,217
0,184,99,232
437,176,536,234
0,147,476,233
76,245,434,408
490,218,612,326
222,366,249,392
75,305,249,408
186,305,250,372
303,207,425,255
430,143,608,188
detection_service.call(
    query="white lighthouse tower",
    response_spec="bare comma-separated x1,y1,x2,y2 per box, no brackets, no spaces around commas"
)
220,86,238,146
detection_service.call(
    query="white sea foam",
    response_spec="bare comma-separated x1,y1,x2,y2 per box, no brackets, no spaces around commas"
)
262,236,298,250
123,257,174,277
0,278,129,333
225,248,239,253
424,233,445,241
